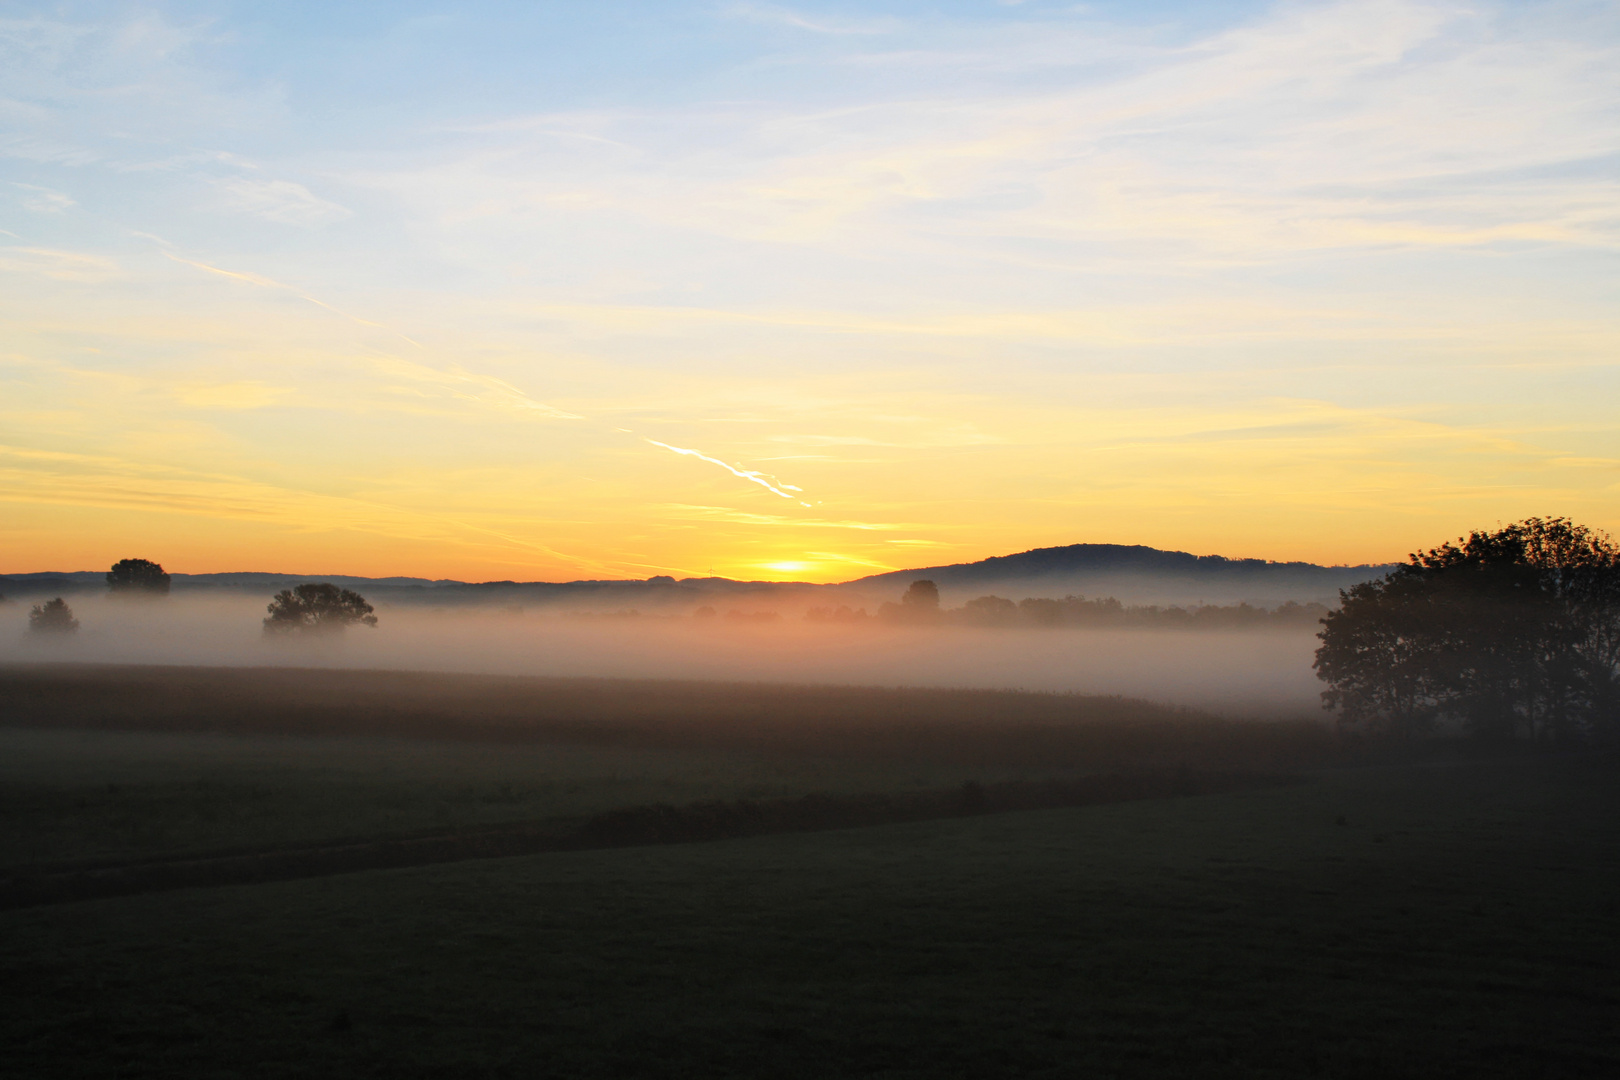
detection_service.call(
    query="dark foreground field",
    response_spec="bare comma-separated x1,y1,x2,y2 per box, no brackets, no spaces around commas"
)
2,664,1616,1078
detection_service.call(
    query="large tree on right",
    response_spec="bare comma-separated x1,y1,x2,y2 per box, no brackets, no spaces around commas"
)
1315,518,1620,744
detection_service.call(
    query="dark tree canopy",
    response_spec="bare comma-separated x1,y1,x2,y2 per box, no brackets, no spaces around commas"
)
1315,518,1620,744
107,558,171,595
263,583,378,635
29,597,80,635
961,594,1019,626
901,579,940,610
876,579,943,623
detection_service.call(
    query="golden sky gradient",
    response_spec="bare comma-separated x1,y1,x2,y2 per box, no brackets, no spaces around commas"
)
3,1,1617,582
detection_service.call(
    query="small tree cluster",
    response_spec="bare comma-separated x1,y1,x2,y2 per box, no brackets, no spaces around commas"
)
866,585,1326,630
878,580,942,622
29,597,79,635
108,558,170,595
1314,518,1620,744
264,583,378,635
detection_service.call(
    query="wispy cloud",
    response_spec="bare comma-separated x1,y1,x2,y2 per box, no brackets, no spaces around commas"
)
10,181,74,213
660,503,901,529
161,251,422,346
213,177,351,226
382,1,1617,264
0,246,120,282
372,356,582,420
174,381,292,410
725,3,900,36
0,441,624,576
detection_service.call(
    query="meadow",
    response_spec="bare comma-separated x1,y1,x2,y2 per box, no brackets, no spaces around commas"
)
1,663,1615,1077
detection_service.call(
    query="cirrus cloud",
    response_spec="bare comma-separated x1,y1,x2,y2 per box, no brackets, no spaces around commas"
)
213,177,351,226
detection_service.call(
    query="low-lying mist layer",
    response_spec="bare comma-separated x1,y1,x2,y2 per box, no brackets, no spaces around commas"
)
0,593,1325,716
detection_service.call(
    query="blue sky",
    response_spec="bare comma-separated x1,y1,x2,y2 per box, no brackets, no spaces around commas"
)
3,1,1618,579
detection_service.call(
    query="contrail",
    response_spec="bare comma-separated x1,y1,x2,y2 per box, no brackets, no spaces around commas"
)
163,252,423,347
645,439,812,506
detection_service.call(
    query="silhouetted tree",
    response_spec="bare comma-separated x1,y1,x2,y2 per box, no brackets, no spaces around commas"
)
878,579,942,624
902,579,940,610
1315,518,1620,743
1313,572,1448,740
29,597,79,635
961,595,1018,626
263,583,378,635
1018,597,1065,626
107,558,170,595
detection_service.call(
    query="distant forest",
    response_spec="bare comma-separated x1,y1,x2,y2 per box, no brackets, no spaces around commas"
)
808,591,1328,631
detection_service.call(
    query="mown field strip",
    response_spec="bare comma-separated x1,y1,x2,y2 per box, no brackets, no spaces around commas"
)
0,771,1290,909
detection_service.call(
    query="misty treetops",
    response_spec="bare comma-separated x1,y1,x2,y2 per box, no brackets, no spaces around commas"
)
264,583,379,635
107,558,170,595
1314,517,1620,745
14,560,383,640
28,597,79,635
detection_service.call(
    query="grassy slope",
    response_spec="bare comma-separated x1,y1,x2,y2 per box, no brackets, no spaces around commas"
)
2,756,1616,1079
0,663,1331,767
0,662,1330,870
0,728,981,869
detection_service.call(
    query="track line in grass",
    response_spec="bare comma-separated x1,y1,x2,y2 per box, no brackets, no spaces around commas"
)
0,770,1292,909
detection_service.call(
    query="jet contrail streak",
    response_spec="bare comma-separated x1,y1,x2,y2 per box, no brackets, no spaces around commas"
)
645,439,811,505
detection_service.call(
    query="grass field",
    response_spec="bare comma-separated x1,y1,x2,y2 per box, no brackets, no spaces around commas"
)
0,662,1329,873
0,663,1333,768
0,727,989,870
1,663,1615,1077
2,757,1616,1078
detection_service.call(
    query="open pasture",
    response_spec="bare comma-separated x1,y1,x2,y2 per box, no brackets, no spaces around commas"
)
0,727,969,872
1,754,1616,1078
3,663,1614,1078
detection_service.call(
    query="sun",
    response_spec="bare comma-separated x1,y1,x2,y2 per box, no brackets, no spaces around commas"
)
762,561,810,574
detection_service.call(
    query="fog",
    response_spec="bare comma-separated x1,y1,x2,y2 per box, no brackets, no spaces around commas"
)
1,593,1326,718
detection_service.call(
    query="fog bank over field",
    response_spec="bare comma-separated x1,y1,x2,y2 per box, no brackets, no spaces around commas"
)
1,594,1325,718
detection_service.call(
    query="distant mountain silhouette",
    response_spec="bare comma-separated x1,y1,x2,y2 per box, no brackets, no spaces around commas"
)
854,543,1393,588
840,543,1398,606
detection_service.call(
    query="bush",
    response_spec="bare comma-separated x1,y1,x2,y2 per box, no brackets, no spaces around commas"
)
107,558,170,595
29,598,79,635
263,584,378,635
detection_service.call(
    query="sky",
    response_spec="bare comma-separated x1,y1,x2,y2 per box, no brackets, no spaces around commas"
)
2,0,1617,583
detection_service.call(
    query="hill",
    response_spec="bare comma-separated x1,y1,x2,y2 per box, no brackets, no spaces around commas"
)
851,543,1395,606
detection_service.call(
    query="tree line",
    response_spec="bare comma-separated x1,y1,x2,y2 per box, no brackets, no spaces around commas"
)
807,580,1329,631
18,558,378,637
